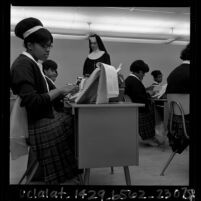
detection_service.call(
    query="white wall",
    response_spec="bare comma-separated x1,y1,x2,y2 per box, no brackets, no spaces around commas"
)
10,36,185,88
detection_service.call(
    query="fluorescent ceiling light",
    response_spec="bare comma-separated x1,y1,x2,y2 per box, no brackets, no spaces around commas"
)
52,34,87,40
90,23,172,35
101,37,167,44
10,6,190,44
171,41,189,45
10,31,187,45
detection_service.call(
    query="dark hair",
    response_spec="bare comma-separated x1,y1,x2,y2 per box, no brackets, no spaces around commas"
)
88,34,108,53
15,17,53,49
42,60,58,73
130,60,149,73
180,43,190,61
151,70,162,78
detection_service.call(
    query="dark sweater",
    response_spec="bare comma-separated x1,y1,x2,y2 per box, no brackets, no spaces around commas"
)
124,75,151,113
166,63,190,94
83,52,111,76
10,54,54,122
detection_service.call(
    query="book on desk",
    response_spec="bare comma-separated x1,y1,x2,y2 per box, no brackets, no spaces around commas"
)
70,63,120,104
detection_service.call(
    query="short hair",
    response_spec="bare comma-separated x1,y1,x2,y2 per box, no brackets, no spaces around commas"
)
88,33,108,53
180,43,190,61
42,60,58,72
151,70,162,78
130,60,149,73
15,17,53,48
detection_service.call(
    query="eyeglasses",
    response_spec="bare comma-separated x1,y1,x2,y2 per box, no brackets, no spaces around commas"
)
39,43,53,49
90,42,97,45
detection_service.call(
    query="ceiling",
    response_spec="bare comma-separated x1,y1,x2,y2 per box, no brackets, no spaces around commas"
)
11,6,190,44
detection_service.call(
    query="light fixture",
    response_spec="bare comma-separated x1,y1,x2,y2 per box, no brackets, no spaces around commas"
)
10,6,190,45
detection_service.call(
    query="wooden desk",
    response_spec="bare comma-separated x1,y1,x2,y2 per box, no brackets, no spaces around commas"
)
70,103,144,185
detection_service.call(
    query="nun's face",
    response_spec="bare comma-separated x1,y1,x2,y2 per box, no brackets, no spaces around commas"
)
27,41,52,61
89,37,99,52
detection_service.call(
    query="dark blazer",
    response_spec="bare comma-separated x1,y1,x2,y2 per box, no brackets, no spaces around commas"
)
45,77,65,112
124,75,151,113
10,54,54,122
166,63,190,94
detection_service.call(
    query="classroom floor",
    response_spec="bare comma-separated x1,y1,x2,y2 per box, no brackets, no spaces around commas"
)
10,137,189,185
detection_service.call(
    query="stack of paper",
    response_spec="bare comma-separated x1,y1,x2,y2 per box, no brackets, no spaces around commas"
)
74,63,119,104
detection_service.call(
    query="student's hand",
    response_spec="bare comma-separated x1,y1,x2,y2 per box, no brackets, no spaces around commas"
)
84,74,90,78
61,84,79,96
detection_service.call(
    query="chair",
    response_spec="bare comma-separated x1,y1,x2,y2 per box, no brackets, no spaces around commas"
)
160,94,189,176
10,97,85,185
10,97,40,185
18,152,39,184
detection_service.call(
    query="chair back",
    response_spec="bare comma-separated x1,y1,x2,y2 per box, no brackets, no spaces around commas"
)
167,94,189,139
10,97,17,114
10,97,29,160
167,94,189,115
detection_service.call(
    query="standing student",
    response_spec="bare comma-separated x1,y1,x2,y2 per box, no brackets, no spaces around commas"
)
166,43,190,153
83,33,111,77
166,44,190,94
10,17,80,184
147,70,163,96
124,60,162,146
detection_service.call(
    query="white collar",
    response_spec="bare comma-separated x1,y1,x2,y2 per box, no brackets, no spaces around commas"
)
22,51,49,92
88,50,105,60
45,75,56,87
22,51,39,65
129,73,141,81
182,60,190,64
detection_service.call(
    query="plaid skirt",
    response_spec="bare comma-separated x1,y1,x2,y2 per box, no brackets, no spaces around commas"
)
28,109,79,184
167,114,190,154
139,107,156,140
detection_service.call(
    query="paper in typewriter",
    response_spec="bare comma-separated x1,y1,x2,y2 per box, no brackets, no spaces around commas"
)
75,63,119,104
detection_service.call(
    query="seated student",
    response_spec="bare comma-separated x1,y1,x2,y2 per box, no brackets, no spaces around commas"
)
147,70,163,96
42,59,67,113
10,17,81,184
42,59,58,83
147,70,166,122
165,43,190,154
124,60,162,146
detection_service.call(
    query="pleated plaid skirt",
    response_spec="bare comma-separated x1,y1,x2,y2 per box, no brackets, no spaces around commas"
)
167,114,190,154
28,109,79,184
139,106,156,140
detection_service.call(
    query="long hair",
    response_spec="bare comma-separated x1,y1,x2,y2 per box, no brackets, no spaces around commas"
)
88,34,108,53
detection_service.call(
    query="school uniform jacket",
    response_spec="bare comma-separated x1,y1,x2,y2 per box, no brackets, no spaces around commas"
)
166,63,190,94
10,54,54,122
